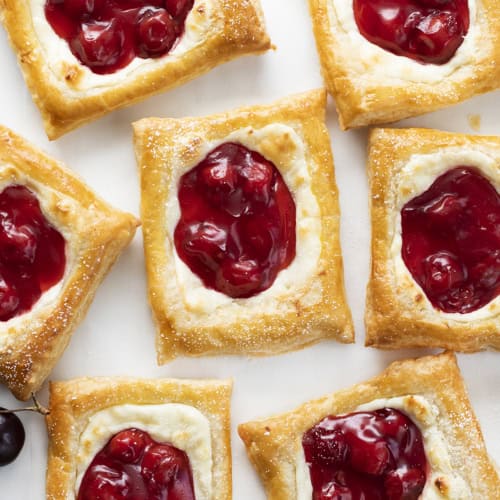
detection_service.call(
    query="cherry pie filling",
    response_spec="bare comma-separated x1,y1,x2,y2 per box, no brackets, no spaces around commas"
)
401,166,500,314
353,0,470,64
0,185,66,322
44,0,194,74
78,428,196,500
174,142,296,299
302,408,428,500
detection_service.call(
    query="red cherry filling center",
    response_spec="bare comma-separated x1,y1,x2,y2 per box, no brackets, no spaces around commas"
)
44,0,194,74
78,428,195,500
303,408,428,500
401,166,500,314
0,185,65,322
353,0,469,64
174,142,296,299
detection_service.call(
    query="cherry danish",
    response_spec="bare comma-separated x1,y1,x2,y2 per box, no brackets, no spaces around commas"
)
174,142,296,299
401,166,500,314
45,0,194,74
302,408,427,500
353,0,470,64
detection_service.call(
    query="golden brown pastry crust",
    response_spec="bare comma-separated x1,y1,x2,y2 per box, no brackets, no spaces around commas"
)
0,0,271,140
307,0,500,129
238,352,500,499
133,89,354,363
0,126,139,400
365,127,500,351
46,377,232,500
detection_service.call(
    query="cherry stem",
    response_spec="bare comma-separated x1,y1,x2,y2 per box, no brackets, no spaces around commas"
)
0,393,49,416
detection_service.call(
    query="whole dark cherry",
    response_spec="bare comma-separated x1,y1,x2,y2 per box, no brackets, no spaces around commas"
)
0,395,49,467
401,166,500,313
353,0,470,64
45,0,195,74
0,408,25,466
78,428,195,500
302,408,428,500
0,185,66,322
174,142,296,299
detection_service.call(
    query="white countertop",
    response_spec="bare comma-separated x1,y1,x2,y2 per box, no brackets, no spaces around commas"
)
0,1,498,498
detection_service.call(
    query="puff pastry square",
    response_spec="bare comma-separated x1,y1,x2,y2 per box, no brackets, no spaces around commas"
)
0,126,138,400
0,0,270,140
238,352,500,499
366,127,500,351
308,0,500,129
133,89,354,363
46,377,232,500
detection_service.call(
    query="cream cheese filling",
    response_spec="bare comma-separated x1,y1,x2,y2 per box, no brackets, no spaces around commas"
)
296,395,471,499
29,0,213,92
390,148,500,322
0,169,76,347
166,124,322,327
328,0,482,84
75,403,212,500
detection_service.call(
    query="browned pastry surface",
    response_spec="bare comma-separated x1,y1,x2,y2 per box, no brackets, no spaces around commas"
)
366,127,500,351
134,89,354,363
238,352,500,499
0,126,139,400
0,0,271,139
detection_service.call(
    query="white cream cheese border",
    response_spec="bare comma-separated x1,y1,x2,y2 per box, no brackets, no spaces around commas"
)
75,403,212,500
295,395,471,499
0,167,77,348
328,0,483,84
166,124,322,327
390,148,500,322
29,0,213,92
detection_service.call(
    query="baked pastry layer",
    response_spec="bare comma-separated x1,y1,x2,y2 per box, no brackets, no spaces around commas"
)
308,0,500,129
133,89,353,362
238,352,500,499
366,127,500,351
0,126,138,400
0,0,271,139
46,377,232,500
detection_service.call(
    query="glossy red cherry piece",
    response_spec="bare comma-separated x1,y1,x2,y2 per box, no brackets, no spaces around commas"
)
302,408,427,500
353,0,469,64
136,8,177,58
401,166,500,313
0,185,66,322
174,142,296,298
107,428,148,463
71,19,127,71
45,0,194,74
78,428,195,500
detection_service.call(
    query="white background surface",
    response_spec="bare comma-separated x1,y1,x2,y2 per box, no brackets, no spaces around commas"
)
0,1,499,498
